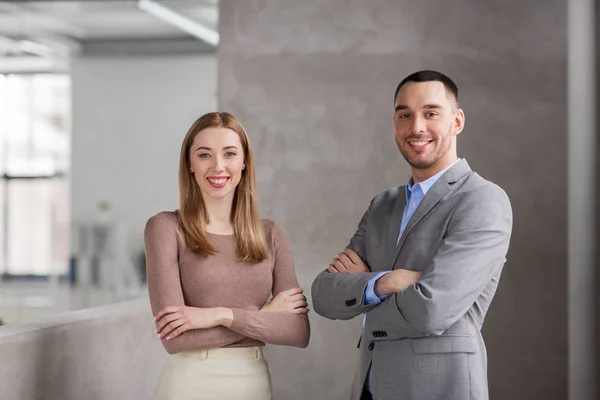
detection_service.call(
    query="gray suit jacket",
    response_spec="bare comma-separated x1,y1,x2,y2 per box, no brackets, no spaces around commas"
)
311,160,512,400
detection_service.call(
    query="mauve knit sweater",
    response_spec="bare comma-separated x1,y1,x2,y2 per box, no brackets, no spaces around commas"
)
144,211,310,354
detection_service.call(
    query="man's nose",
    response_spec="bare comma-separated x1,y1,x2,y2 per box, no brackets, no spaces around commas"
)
410,116,426,133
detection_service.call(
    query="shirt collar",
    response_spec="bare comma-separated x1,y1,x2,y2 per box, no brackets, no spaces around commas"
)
405,158,461,197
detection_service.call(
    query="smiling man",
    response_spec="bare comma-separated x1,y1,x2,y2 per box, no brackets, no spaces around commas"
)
311,70,513,400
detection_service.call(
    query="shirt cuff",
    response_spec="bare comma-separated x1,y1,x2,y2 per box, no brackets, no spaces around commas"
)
364,271,392,305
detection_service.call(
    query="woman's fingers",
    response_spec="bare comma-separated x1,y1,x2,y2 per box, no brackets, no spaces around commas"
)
288,293,306,303
155,312,179,334
154,306,180,322
165,323,189,340
292,299,308,308
292,307,309,314
158,317,185,339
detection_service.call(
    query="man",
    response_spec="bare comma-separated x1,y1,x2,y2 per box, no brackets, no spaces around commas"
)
311,70,512,400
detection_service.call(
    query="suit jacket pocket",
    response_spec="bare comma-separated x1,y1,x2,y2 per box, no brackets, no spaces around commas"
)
412,335,478,354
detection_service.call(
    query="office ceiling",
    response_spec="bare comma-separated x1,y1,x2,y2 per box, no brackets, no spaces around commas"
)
0,0,218,72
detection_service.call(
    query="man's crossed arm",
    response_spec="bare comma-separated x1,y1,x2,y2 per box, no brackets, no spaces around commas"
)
312,248,421,320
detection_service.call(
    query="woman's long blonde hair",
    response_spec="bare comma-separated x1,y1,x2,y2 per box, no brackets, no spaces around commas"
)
177,112,268,262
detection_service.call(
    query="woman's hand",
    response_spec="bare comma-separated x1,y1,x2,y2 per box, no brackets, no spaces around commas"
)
261,287,309,314
154,306,233,340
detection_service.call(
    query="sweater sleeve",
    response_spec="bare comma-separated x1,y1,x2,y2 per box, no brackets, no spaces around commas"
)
145,212,247,354
228,221,311,348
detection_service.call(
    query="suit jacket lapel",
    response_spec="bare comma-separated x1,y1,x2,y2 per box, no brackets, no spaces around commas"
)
391,159,472,268
385,187,406,267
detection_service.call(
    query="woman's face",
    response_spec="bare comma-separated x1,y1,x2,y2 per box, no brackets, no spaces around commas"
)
189,127,245,202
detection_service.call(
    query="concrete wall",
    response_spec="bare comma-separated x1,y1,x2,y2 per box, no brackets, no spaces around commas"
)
219,1,568,399
0,299,165,400
71,55,217,259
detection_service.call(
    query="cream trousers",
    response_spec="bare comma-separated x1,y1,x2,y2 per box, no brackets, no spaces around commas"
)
153,346,272,400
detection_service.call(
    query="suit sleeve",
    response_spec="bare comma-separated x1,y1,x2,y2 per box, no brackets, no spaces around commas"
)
365,185,513,340
311,199,382,320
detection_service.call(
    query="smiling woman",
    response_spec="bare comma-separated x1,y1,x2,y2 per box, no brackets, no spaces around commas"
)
177,112,266,260
144,112,310,400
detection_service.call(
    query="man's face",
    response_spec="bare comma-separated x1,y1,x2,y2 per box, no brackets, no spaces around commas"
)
393,81,464,174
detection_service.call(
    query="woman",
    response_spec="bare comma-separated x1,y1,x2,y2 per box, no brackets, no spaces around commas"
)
145,112,310,400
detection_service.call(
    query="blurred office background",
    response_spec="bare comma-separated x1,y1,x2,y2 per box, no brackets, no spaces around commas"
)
0,0,598,399
0,0,217,322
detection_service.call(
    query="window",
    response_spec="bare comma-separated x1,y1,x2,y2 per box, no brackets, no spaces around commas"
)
0,74,70,276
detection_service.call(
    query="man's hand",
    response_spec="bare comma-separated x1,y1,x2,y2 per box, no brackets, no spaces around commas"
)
374,269,423,297
327,248,370,274
261,287,309,314
154,306,233,341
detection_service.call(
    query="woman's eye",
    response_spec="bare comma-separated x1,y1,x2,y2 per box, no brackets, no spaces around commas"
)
225,152,236,157
199,153,209,158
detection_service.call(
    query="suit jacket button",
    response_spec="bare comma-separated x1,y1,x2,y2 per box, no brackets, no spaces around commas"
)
368,343,374,351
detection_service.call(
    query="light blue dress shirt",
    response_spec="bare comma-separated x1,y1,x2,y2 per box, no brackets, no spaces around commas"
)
362,159,460,393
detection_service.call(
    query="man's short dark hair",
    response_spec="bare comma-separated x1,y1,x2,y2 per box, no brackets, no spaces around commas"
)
393,70,459,107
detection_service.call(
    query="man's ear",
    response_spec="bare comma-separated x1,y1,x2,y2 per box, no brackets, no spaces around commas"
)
454,108,465,135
